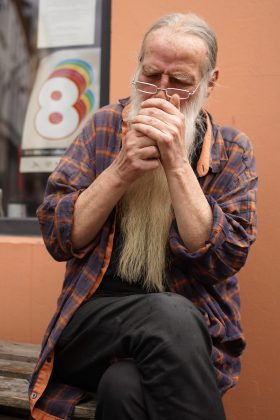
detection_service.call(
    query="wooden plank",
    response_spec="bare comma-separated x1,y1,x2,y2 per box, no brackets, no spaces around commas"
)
0,342,96,419
0,376,95,419
0,359,35,380
0,377,29,412
73,399,96,419
0,342,40,363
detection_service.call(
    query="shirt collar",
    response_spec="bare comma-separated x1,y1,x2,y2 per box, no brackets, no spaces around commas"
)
207,112,229,174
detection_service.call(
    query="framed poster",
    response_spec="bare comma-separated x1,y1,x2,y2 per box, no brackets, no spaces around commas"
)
0,0,110,232
20,0,111,174
20,48,101,173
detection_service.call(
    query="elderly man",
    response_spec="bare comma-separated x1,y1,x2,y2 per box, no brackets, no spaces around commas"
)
29,12,257,420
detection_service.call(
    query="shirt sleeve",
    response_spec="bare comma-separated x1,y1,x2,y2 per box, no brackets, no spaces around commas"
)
169,133,258,284
37,118,98,261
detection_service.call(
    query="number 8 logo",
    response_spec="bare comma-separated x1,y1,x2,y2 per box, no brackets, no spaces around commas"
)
35,77,81,139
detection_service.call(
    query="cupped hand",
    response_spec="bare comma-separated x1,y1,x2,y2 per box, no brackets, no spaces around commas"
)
112,127,160,185
131,95,187,172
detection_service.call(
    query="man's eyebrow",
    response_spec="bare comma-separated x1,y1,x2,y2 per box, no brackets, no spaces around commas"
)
171,73,195,83
142,65,160,74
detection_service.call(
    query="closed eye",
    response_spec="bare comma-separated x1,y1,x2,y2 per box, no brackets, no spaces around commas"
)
144,73,161,82
170,77,193,89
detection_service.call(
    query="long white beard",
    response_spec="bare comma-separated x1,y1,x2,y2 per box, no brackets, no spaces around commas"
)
117,80,207,291
117,165,172,291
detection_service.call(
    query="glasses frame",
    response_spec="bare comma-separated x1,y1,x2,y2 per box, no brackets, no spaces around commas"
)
132,79,200,100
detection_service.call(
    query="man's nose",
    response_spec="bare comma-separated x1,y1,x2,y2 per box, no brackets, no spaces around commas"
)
153,75,169,100
154,88,167,99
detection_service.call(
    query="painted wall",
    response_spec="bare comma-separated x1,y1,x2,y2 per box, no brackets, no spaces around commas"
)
0,0,279,419
0,237,64,343
110,1,280,418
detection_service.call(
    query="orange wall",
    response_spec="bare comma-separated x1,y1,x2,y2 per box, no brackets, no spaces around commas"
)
0,1,279,419
110,2,280,418
0,237,64,343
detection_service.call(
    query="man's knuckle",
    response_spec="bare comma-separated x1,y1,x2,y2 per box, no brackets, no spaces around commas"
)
165,133,173,143
126,150,135,162
130,159,140,170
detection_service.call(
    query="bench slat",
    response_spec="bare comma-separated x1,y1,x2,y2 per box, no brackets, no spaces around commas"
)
74,399,96,419
0,342,40,363
0,377,29,411
0,341,96,418
0,376,96,419
0,359,35,380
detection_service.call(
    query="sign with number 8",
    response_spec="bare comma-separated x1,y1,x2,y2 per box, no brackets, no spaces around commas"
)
20,49,100,173
35,59,95,139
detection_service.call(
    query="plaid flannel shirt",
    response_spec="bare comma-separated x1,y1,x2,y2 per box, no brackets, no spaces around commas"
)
29,98,258,419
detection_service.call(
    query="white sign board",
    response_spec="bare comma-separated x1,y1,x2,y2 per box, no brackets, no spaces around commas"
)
38,0,96,48
20,48,101,173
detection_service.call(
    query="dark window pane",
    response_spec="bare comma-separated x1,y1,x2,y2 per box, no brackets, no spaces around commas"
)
0,0,110,231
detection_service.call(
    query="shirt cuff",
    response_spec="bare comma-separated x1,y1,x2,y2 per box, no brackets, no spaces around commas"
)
169,195,227,260
54,190,99,259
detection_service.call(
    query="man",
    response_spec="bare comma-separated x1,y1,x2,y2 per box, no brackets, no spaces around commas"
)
29,12,257,420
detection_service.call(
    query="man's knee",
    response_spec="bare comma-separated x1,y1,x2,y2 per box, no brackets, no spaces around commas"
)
145,292,205,331
146,291,196,313
139,292,211,355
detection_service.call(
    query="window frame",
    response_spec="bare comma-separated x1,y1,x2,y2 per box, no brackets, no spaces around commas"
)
0,0,111,236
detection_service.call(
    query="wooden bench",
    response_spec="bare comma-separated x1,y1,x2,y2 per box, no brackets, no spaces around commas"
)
0,341,96,419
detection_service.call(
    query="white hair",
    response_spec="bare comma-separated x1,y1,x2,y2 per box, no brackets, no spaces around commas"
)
138,12,218,77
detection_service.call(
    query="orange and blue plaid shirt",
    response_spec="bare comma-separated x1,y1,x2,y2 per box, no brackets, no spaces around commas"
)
29,98,257,419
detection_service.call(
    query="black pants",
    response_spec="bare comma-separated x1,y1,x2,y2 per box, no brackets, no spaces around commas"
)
53,292,226,420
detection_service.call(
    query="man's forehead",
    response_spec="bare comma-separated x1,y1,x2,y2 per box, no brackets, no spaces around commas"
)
141,29,208,78
148,27,206,48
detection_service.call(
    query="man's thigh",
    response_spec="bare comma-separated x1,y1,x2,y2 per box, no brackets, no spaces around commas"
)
53,292,209,391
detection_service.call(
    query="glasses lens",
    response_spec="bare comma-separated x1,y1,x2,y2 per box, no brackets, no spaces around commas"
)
134,81,157,94
166,88,189,99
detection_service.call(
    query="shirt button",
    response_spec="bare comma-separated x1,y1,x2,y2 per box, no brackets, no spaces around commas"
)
31,392,37,399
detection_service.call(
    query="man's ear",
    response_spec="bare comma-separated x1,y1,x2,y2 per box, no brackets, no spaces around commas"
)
206,69,219,97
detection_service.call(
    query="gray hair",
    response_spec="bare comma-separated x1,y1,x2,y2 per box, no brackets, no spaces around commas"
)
138,13,218,77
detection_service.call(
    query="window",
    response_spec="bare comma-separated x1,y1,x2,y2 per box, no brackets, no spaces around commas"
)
0,0,111,234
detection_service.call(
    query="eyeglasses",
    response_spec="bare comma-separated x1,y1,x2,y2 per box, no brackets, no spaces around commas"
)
132,79,200,100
